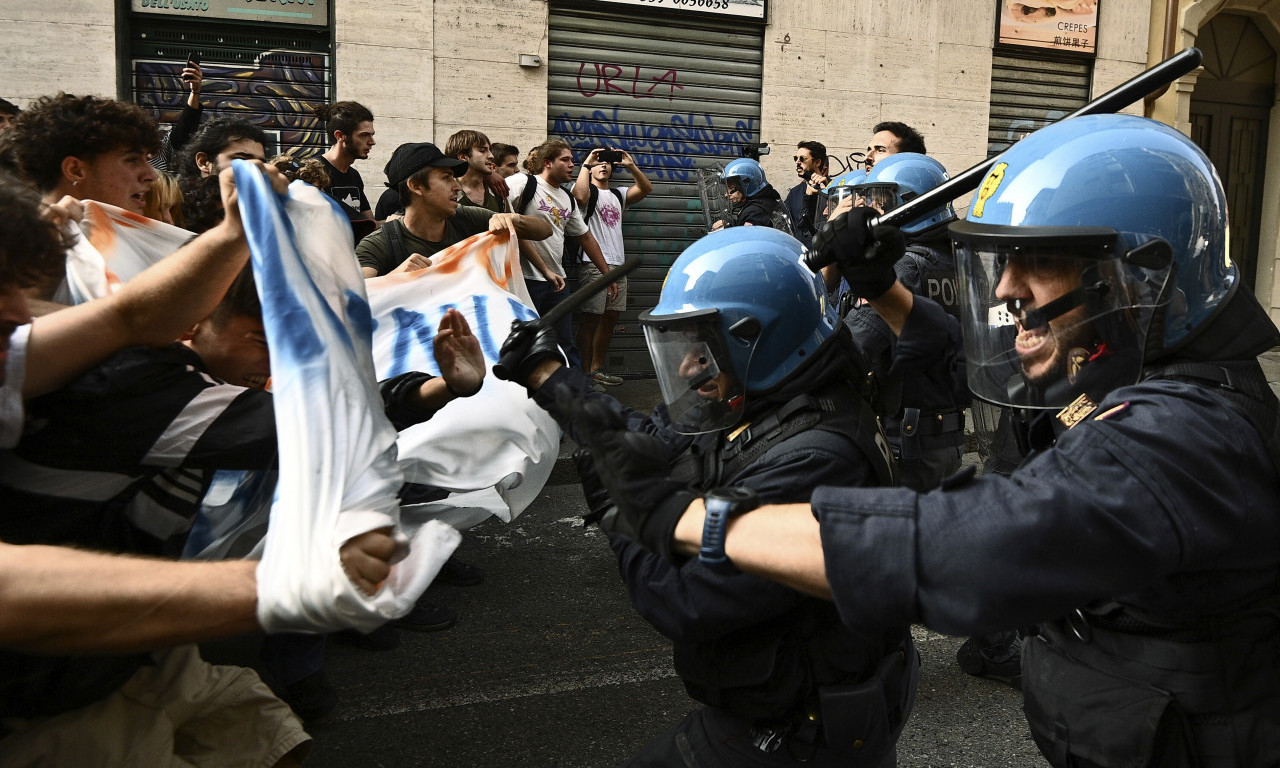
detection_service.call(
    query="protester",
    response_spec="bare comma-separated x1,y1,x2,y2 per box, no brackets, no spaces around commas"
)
491,142,520,178
570,147,651,385
314,101,376,222
7,93,159,217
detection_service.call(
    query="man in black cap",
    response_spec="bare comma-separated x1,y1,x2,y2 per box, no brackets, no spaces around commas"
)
356,142,551,278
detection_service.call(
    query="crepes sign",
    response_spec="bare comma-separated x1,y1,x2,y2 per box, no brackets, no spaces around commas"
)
996,0,1098,55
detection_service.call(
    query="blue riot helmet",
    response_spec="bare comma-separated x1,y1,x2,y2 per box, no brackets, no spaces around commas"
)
854,153,955,233
721,157,769,198
815,169,866,232
951,114,1230,410
640,227,839,434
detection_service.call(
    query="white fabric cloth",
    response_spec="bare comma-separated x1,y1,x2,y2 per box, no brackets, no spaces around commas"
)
365,229,561,525
0,323,30,449
234,167,456,635
62,202,191,304
505,174,586,281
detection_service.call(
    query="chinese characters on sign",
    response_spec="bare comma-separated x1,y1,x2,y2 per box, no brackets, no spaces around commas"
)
997,0,1098,55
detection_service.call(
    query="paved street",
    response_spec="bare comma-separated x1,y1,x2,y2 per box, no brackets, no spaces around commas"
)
306,483,1044,767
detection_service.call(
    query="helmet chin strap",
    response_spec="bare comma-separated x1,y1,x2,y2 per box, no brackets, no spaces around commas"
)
1013,280,1111,331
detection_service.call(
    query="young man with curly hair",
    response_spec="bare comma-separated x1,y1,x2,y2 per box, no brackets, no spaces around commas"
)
6,93,159,215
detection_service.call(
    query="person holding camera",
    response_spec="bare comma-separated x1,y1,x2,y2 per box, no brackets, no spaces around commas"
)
570,147,651,386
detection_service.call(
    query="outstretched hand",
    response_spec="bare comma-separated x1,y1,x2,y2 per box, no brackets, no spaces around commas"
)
435,308,484,397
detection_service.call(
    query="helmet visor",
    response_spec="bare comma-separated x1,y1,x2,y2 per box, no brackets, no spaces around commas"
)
816,185,857,231
855,183,899,214
641,309,748,434
954,228,1172,410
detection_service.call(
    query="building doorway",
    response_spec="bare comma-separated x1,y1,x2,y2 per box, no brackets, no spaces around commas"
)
1189,12,1275,289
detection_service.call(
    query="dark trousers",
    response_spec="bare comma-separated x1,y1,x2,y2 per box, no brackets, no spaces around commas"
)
526,278,582,369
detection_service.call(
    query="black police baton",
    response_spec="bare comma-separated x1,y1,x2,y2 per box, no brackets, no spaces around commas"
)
804,46,1204,270
492,254,646,380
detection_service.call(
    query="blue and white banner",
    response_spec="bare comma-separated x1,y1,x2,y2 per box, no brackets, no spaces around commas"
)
365,230,561,530
235,167,455,633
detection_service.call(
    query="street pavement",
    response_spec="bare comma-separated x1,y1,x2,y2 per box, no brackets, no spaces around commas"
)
305,376,1048,768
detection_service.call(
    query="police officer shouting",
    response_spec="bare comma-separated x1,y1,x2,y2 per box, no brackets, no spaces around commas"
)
564,114,1280,767
499,228,916,767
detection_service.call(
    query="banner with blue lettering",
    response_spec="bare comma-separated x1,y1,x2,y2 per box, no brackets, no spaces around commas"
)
365,230,561,530
234,165,457,634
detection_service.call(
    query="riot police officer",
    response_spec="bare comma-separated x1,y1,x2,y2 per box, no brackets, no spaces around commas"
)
499,227,915,767
711,158,792,233
832,153,969,491
566,114,1280,767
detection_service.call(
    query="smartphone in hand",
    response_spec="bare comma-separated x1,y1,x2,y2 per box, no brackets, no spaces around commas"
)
183,51,201,81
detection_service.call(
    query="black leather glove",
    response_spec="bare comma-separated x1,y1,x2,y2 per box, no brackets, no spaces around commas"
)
813,208,906,300
494,319,562,389
561,394,697,560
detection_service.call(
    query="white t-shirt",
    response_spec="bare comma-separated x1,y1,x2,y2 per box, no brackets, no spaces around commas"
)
0,323,30,449
584,186,631,267
507,174,587,281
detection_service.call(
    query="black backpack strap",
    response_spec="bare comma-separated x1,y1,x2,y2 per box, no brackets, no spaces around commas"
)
518,173,539,215
718,385,896,487
383,218,409,269
583,186,601,223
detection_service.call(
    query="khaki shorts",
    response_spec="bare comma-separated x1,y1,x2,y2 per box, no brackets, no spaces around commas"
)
0,645,309,768
579,262,627,314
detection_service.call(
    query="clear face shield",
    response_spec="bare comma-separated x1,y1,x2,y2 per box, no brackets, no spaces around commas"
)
815,185,858,231
853,183,900,215
697,167,736,233
641,309,749,434
953,227,1173,410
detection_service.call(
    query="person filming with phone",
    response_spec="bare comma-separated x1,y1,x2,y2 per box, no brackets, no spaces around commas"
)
570,147,652,386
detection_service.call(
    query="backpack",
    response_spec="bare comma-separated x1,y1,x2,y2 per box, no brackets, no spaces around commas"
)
515,174,621,275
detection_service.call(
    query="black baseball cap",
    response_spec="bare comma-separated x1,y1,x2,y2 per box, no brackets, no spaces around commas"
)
384,142,468,187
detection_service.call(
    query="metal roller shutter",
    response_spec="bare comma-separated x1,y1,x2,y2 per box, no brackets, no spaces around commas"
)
986,53,1091,157
548,3,765,376
129,19,332,162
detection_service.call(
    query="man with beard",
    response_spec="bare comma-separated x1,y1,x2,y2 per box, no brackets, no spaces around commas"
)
566,114,1280,768
314,101,376,222
783,140,828,248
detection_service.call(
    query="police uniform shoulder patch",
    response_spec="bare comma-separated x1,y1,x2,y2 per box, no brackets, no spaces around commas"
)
1056,392,1098,428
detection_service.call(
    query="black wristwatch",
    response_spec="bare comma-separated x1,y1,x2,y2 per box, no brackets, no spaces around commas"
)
699,487,759,571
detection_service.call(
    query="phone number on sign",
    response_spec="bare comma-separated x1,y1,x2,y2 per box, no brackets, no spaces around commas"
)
638,0,732,9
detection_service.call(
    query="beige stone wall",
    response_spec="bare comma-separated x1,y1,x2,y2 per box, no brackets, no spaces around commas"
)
0,2,118,105
758,0,1151,207
333,0,550,189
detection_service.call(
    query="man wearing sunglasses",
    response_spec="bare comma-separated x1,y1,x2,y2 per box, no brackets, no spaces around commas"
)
783,141,829,248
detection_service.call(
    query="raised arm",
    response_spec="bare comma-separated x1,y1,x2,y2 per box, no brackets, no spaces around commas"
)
573,148,603,206
24,162,288,398
619,150,653,203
